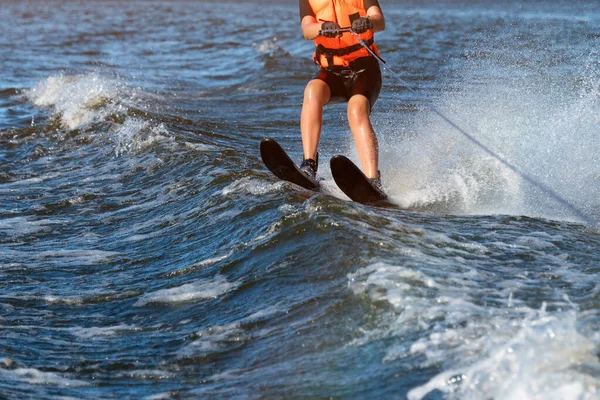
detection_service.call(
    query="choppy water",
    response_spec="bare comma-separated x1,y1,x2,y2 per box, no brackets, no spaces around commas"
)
1,0,600,399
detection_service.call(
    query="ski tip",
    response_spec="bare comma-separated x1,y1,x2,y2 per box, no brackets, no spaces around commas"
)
260,137,279,154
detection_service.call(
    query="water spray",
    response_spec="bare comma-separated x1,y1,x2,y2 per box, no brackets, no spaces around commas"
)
342,29,598,227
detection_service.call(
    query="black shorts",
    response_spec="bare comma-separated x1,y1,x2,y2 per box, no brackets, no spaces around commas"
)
314,56,382,110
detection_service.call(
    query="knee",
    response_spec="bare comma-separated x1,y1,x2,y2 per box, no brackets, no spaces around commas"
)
347,96,370,125
304,80,329,106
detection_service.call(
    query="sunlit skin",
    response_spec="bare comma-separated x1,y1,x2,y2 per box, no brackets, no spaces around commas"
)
300,6,385,179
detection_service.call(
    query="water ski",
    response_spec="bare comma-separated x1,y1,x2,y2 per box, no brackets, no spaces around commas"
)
330,155,388,204
260,138,319,190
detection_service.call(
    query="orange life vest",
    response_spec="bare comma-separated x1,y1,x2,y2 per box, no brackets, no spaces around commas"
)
309,0,380,68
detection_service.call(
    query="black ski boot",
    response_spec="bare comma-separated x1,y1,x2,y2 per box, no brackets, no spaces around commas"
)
299,153,318,180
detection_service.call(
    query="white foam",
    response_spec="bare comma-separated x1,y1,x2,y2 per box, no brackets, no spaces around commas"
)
254,37,282,55
408,312,599,400
24,73,174,156
121,369,177,379
35,249,120,265
68,324,138,339
135,275,238,306
514,235,558,250
222,177,284,196
177,323,244,358
189,252,232,269
24,73,119,130
167,251,234,277
348,260,600,400
349,262,438,309
0,217,63,237
122,232,159,242
111,117,171,156
0,366,89,387
245,305,285,322
184,142,216,151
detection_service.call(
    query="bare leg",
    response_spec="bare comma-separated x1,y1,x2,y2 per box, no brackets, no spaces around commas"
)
300,79,331,161
347,94,379,179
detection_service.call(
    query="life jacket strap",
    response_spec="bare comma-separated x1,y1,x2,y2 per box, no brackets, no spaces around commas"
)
314,38,375,68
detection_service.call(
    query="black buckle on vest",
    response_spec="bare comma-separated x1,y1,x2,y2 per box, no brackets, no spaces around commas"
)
314,38,375,68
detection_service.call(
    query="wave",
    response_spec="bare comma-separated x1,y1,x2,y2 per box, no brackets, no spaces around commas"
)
19,73,179,158
348,255,600,400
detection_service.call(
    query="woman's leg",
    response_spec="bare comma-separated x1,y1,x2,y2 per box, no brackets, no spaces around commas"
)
347,94,379,179
300,79,331,161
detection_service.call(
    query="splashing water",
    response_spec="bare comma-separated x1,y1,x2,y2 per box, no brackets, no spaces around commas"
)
378,33,600,224
24,73,120,130
23,73,172,156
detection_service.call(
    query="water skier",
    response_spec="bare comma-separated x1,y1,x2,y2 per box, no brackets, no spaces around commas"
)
298,0,386,190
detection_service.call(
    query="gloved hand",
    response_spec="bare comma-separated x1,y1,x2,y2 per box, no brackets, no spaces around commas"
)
351,17,373,34
320,21,342,38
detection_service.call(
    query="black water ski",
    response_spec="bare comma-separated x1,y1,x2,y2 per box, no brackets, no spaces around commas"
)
260,138,319,190
330,155,388,204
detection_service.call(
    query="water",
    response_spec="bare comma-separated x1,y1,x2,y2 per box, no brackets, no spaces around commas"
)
1,0,599,398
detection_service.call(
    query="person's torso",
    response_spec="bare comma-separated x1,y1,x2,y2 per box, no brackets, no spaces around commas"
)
310,0,378,68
